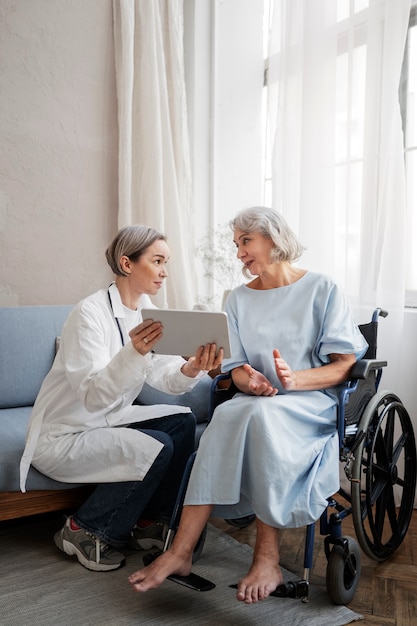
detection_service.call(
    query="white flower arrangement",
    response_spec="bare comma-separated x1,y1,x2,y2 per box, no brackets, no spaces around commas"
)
195,226,245,309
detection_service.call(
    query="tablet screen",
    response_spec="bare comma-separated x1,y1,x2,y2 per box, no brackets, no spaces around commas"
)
140,308,231,358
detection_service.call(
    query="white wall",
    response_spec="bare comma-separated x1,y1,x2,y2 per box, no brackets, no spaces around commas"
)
0,0,118,306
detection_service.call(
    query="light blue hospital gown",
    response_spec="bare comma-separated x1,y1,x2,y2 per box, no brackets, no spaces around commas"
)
184,272,368,528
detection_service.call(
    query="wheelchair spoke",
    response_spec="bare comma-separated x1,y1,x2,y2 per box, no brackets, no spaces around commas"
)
372,404,394,468
366,407,401,541
392,431,409,466
362,474,386,513
374,482,398,541
365,479,392,547
384,487,400,536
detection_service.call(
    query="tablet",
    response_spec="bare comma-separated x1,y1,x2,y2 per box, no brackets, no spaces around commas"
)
141,308,231,358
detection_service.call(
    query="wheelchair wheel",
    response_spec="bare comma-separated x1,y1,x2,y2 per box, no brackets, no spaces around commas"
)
326,536,361,605
351,391,416,561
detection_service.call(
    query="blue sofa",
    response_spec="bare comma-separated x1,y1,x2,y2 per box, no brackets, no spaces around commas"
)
0,305,213,521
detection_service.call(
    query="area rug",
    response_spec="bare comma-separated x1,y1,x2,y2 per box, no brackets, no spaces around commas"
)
0,514,362,626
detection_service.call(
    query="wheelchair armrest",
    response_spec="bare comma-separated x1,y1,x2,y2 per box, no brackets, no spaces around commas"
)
209,372,237,420
212,372,233,384
349,358,387,380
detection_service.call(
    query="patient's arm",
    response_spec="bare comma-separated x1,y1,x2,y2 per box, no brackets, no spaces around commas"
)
231,351,356,396
273,350,356,391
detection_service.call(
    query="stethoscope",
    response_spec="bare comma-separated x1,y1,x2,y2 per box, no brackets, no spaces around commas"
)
107,285,154,353
107,287,125,347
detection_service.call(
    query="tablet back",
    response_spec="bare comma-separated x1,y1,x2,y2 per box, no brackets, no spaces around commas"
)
141,308,231,358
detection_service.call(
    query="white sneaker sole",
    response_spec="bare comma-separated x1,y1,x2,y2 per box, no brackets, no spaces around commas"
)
54,530,124,572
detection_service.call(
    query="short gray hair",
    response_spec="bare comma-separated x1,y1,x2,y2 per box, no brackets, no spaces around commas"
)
105,225,166,276
230,206,305,265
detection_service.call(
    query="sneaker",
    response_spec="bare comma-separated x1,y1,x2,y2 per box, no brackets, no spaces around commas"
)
54,517,125,572
128,521,168,551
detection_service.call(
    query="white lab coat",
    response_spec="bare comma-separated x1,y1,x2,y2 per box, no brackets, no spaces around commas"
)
19,284,204,492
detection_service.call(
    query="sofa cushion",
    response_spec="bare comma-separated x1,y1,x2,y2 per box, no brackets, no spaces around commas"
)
0,305,73,409
0,407,84,491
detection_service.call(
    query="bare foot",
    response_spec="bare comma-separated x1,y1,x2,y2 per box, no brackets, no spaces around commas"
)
236,558,283,604
128,550,192,593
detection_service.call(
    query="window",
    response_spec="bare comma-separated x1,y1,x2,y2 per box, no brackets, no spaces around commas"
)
401,3,417,305
262,0,417,306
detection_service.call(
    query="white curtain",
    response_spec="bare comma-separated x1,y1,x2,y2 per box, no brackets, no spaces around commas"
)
267,0,414,502
267,0,410,372
113,0,196,308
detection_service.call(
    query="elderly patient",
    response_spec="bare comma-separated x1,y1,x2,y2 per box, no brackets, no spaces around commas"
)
129,206,367,604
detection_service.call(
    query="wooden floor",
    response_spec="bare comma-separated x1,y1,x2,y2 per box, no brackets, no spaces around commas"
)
211,507,417,625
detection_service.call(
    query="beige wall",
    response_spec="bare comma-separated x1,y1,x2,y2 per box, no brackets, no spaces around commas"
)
0,0,118,305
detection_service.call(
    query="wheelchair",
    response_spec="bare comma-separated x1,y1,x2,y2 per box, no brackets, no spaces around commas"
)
145,308,416,604
208,307,417,604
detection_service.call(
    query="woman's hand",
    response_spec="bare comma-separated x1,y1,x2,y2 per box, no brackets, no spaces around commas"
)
273,348,296,391
233,364,278,396
181,344,224,378
129,320,163,356
273,348,356,391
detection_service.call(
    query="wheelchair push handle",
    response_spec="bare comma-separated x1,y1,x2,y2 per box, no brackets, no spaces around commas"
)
372,307,388,322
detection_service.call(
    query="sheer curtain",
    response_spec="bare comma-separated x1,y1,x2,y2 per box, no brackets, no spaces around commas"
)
267,0,410,383
113,0,196,308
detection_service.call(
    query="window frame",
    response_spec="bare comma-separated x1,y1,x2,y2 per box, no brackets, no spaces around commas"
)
400,3,417,308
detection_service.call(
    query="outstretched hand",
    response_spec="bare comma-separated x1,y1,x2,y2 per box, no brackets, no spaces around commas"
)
273,348,296,391
242,364,278,396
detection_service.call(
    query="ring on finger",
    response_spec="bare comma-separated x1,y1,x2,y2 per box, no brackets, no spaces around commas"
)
143,338,149,344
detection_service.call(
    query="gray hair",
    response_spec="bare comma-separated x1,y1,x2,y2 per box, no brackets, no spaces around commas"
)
105,225,166,276
230,206,305,266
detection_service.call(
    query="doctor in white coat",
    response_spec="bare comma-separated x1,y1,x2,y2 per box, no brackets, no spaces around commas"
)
20,225,222,572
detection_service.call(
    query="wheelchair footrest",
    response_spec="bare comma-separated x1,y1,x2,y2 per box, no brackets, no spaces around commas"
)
167,572,216,592
230,579,309,599
271,579,309,599
142,550,216,592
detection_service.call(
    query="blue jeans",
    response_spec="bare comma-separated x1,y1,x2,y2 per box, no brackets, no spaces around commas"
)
74,412,196,547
